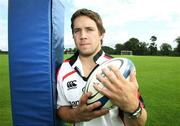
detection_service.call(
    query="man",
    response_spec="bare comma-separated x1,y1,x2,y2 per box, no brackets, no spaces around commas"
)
57,8,147,126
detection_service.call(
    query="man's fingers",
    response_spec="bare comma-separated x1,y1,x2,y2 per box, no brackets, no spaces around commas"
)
93,83,112,98
86,101,102,111
80,92,92,105
129,70,139,88
129,70,136,82
107,65,126,82
92,108,109,117
102,67,118,84
96,72,115,91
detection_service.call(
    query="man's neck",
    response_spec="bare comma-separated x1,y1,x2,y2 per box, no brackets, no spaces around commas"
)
79,54,93,63
79,55,96,77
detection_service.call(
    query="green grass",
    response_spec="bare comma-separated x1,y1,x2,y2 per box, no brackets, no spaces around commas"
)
114,55,180,125
0,54,12,125
1,54,180,125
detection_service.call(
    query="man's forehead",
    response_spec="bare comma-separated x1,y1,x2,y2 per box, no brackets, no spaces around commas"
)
73,16,97,28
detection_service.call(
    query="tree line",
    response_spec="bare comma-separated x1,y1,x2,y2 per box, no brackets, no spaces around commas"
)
0,50,8,54
64,36,180,56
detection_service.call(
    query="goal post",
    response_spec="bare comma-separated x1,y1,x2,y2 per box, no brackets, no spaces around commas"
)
121,50,133,55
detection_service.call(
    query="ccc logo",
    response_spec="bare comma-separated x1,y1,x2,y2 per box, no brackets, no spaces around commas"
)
67,80,77,90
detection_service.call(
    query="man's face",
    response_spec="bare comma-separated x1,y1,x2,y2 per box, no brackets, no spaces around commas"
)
72,16,103,57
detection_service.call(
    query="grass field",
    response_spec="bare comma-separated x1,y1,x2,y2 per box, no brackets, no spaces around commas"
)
0,54,12,125
114,55,180,125
0,53,180,126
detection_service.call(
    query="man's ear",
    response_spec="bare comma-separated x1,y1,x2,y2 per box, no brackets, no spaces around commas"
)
72,33,75,39
100,33,104,41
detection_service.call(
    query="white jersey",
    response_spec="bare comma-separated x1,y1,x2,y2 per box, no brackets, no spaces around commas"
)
57,50,140,126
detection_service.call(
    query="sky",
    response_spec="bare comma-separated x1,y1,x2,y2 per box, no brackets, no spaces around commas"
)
0,0,8,51
0,0,180,51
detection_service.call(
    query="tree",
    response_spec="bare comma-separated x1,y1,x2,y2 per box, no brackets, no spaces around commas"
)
150,36,157,41
148,36,158,55
138,42,149,55
102,46,114,54
0,49,8,54
123,38,140,55
64,48,75,54
114,43,124,54
174,36,180,56
160,43,172,56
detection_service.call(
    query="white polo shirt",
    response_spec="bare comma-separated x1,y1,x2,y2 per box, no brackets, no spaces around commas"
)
56,50,143,126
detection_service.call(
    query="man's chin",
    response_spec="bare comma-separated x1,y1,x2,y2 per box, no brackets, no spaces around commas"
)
79,51,93,57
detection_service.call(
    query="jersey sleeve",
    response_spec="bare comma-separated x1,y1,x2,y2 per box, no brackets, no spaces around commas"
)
56,65,71,109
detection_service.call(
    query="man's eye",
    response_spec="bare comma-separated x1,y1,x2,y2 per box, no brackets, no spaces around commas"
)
74,29,80,33
87,28,93,31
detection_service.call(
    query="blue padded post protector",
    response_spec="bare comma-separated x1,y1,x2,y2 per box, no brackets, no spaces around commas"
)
52,0,65,125
8,0,64,125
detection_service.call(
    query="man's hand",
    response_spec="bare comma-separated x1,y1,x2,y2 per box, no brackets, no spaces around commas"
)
58,92,109,123
73,92,109,122
94,65,139,113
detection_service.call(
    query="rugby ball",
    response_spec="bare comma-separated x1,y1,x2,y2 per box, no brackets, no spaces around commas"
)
85,58,135,109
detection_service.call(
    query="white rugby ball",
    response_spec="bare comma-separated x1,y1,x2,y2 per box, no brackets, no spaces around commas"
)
85,58,135,109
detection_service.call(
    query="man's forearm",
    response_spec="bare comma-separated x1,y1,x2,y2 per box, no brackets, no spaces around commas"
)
57,107,78,123
124,108,147,126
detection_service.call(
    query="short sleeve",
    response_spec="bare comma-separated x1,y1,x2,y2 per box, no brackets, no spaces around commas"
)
56,66,71,109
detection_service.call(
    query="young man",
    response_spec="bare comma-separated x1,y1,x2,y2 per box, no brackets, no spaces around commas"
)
57,8,147,126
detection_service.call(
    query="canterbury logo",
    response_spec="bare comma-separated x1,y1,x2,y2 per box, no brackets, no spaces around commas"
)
67,80,77,90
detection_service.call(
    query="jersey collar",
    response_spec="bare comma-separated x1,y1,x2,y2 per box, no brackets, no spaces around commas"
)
67,49,112,80
69,49,105,67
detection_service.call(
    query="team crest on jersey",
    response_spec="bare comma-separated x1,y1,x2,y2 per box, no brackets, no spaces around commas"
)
67,80,77,90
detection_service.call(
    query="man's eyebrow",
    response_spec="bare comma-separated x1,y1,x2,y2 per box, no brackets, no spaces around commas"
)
73,26,95,30
74,26,94,28
85,26,94,29
74,27,81,30
73,27,81,31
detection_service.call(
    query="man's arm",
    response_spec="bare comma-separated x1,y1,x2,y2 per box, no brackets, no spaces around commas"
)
124,108,147,126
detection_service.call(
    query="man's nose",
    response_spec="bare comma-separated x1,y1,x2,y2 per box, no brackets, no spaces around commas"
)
80,30,87,39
